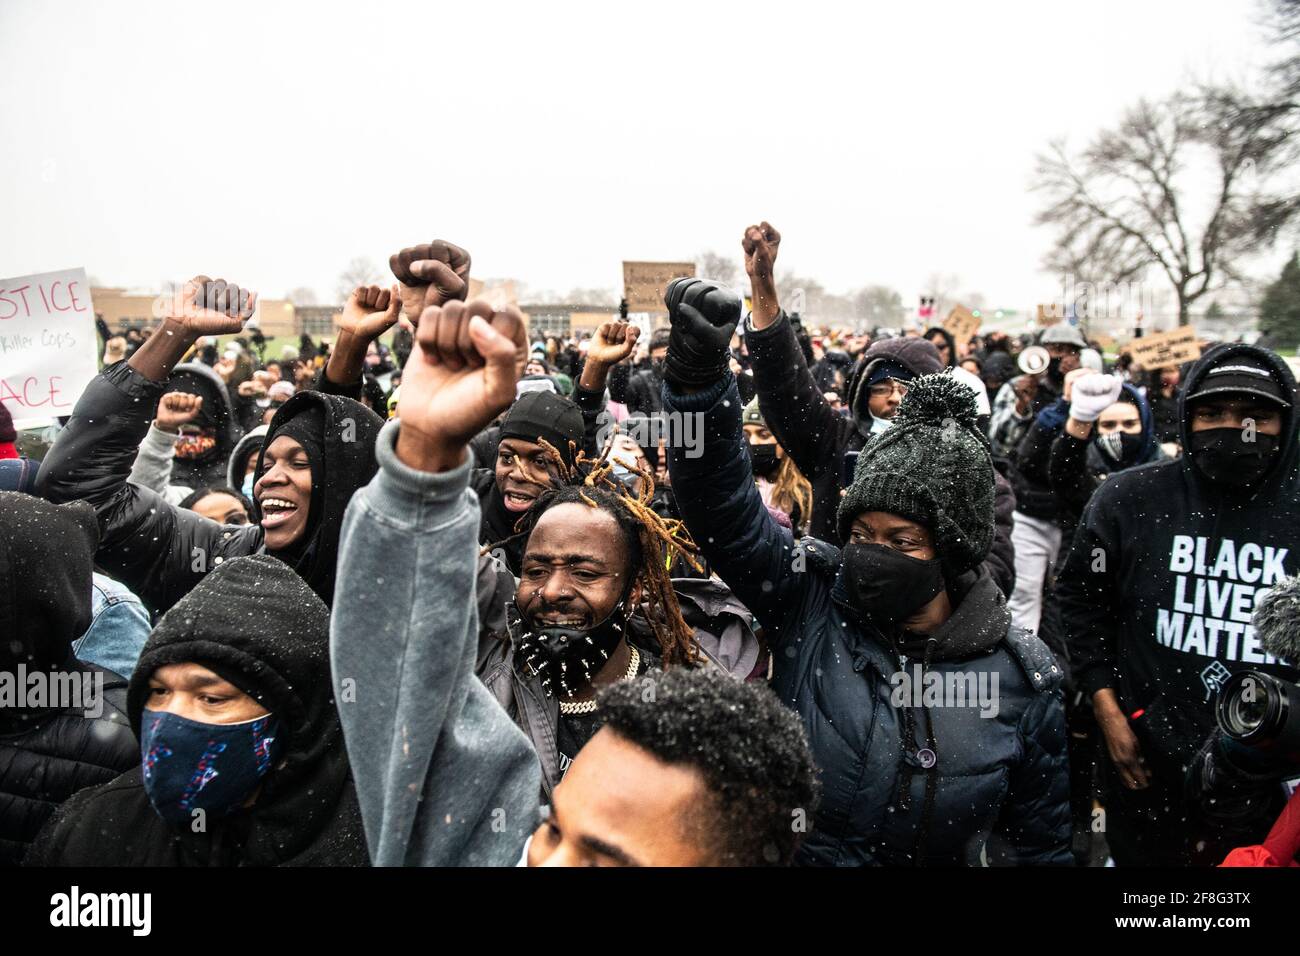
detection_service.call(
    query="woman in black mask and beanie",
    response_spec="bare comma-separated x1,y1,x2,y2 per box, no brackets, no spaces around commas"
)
661,277,1071,866
27,555,367,866
37,276,383,612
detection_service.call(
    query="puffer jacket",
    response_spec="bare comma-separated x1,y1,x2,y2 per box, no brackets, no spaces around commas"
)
746,312,1017,595
0,492,138,865
664,372,1071,866
35,362,381,613
2,663,136,866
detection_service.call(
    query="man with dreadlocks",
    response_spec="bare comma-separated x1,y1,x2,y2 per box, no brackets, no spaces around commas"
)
330,296,819,866
478,423,706,799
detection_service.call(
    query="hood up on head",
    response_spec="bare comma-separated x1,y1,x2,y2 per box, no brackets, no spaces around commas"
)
255,391,383,605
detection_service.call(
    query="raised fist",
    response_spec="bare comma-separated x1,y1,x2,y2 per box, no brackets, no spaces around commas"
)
161,276,256,337
395,299,528,473
337,284,402,341
1069,373,1124,423
586,320,640,366
155,391,204,433
662,277,742,389
389,240,471,324
741,221,781,282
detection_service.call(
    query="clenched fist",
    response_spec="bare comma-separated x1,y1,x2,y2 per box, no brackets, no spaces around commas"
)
662,277,742,390
155,391,204,433
163,276,257,337
586,320,640,367
395,300,528,473
742,221,781,328
337,284,402,341
389,240,472,324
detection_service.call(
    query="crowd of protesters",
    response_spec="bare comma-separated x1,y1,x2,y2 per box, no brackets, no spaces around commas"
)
2,222,1299,868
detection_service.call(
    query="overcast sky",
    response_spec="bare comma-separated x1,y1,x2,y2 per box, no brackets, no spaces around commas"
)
0,0,1280,316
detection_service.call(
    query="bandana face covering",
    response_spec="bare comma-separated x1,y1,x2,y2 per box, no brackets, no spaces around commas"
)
511,601,629,700
841,542,945,626
140,710,283,826
1095,430,1145,468
174,431,218,460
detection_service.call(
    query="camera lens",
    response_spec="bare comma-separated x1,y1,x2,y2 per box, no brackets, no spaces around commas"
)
1225,682,1269,735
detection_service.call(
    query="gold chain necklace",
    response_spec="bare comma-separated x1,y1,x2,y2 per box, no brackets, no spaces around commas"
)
558,645,640,715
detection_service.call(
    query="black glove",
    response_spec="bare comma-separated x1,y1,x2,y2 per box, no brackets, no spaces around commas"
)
662,277,742,389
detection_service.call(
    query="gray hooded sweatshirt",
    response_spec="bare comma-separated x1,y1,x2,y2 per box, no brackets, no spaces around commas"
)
330,420,541,866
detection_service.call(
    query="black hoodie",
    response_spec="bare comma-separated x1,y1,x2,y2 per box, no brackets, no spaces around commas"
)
37,360,379,613
1057,343,1300,772
25,555,368,866
0,492,138,865
163,361,242,489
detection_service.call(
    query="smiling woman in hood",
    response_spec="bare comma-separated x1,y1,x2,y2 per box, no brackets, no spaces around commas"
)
37,357,382,613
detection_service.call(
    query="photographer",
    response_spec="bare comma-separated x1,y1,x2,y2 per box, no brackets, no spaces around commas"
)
1187,574,1300,865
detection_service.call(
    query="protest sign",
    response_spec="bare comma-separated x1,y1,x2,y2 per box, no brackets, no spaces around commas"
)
0,267,98,427
1125,326,1201,370
622,261,695,313
1036,304,1064,326
943,304,982,345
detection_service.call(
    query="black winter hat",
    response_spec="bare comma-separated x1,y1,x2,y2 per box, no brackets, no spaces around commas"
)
500,390,584,464
128,554,335,780
837,374,995,578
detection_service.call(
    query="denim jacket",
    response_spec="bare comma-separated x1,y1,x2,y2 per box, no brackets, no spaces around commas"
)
72,573,151,679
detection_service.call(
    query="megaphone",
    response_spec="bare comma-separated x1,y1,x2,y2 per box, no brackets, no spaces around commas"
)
1019,345,1050,376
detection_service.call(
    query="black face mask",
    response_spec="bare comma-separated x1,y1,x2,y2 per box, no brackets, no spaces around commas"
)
1189,428,1280,489
511,600,629,700
749,442,781,479
1095,430,1146,469
651,358,666,376
841,543,945,626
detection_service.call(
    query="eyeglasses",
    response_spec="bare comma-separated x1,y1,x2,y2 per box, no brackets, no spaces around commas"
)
868,380,909,399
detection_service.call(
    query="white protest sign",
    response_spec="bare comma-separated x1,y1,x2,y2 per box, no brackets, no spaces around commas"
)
0,268,98,427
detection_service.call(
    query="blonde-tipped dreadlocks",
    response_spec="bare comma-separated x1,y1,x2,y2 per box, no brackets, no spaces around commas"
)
483,428,703,667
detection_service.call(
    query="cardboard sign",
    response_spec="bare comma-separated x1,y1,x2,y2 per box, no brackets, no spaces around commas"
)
943,304,982,345
0,268,98,427
1037,303,1064,326
622,261,696,313
1125,326,1201,370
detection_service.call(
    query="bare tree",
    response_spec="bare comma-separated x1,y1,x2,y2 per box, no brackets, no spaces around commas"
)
287,286,319,306
1033,91,1298,325
696,250,740,288
335,257,383,302
853,285,907,329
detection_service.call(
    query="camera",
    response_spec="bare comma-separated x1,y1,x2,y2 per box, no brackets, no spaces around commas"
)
1216,669,1300,763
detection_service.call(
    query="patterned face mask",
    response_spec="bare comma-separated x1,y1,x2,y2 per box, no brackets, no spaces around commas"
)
140,710,283,826
173,432,218,460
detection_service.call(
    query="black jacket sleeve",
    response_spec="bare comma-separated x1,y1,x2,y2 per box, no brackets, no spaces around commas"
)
572,384,609,457
1054,480,1126,699
1048,431,1097,523
986,470,1018,598
661,372,808,637
745,311,855,484
35,362,249,614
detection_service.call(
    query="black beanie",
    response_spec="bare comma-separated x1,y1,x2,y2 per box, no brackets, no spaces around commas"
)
500,391,584,464
838,374,995,578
